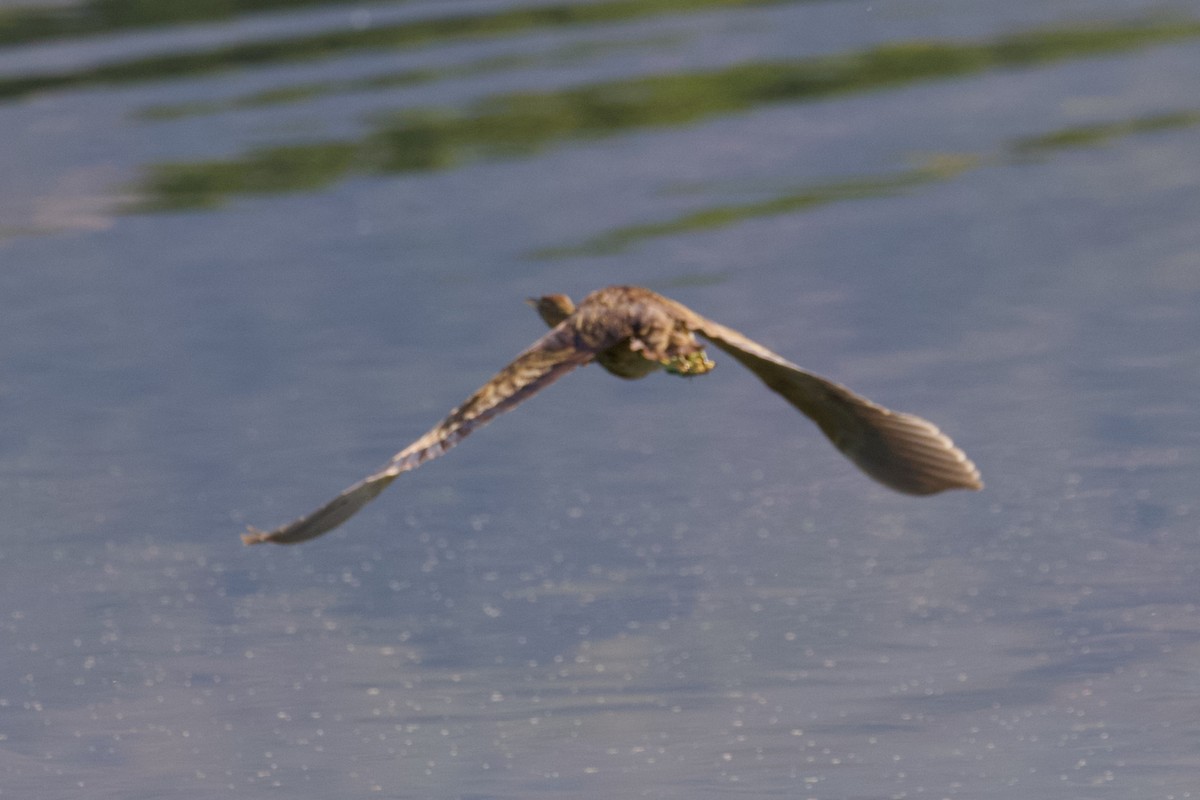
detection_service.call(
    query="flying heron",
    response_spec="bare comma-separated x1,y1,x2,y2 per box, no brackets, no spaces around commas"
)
244,285,980,545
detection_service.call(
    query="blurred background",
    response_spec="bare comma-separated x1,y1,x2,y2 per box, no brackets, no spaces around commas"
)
2,0,1199,797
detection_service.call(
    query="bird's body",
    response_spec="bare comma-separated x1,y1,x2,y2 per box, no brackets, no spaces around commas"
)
529,287,715,379
244,286,980,546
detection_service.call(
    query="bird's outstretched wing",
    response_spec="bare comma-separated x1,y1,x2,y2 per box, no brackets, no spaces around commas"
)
668,303,981,496
244,323,594,545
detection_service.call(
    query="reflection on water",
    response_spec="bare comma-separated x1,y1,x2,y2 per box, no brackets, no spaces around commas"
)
0,0,793,100
2,0,1200,797
130,16,1200,211
541,105,1200,258
137,32,684,121
1012,107,1200,154
0,0,402,45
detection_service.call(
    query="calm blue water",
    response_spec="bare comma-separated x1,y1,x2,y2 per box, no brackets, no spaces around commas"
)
2,1,1200,797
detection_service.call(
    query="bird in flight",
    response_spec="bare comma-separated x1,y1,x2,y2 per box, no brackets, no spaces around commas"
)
244,286,980,546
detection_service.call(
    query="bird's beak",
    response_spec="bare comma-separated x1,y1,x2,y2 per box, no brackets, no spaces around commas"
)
524,297,537,307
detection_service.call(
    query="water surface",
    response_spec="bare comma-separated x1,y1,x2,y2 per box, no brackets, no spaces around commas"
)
2,0,1199,797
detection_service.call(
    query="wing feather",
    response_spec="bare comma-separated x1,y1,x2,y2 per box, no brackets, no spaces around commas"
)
676,309,981,496
244,323,594,545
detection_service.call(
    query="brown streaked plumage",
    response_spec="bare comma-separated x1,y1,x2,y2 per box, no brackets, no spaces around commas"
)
244,285,980,546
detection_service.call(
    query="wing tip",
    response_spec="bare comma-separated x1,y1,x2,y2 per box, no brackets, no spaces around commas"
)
961,462,984,492
853,409,984,497
904,463,983,495
242,526,272,546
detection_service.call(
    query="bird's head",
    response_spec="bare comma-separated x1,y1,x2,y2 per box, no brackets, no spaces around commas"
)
526,293,576,327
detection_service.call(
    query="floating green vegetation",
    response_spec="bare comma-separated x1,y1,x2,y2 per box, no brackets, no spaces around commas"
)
131,16,1200,212
0,0,797,101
